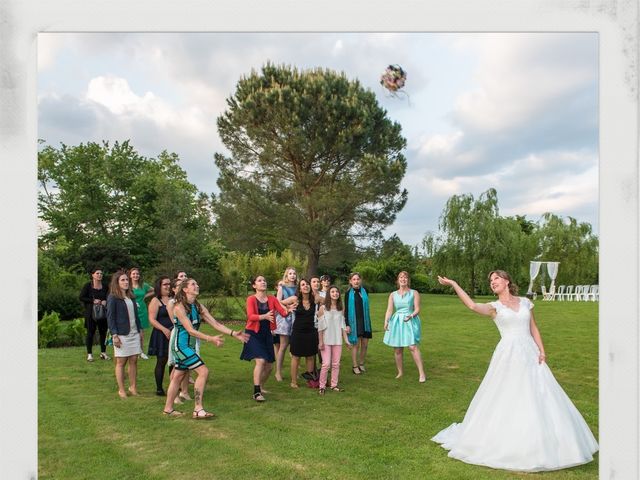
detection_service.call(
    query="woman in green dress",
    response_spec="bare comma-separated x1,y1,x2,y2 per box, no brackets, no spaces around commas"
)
128,267,154,358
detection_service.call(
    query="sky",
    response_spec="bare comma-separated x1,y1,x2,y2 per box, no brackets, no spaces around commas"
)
37,32,598,247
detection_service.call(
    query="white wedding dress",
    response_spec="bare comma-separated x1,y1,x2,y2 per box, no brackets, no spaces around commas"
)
432,297,598,472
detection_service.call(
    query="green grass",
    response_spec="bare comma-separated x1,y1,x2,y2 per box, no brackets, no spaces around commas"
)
39,294,598,479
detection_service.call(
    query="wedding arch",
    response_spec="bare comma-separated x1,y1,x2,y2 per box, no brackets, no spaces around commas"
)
527,261,559,296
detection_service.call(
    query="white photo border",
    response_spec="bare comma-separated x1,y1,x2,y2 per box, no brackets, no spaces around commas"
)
0,0,637,478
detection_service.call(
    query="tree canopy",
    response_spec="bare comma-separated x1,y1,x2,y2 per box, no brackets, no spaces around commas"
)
213,63,408,276
38,141,216,282
423,188,598,296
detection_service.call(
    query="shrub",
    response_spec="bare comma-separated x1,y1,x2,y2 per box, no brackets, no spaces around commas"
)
38,311,63,348
367,281,395,294
411,272,441,293
39,287,84,320
202,296,245,321
61,318,86,347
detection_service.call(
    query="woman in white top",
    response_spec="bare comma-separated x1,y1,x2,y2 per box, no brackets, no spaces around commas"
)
316,286,351,394
106,270,143,399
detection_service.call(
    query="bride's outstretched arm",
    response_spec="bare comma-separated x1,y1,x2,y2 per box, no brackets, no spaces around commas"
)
529,311,547,363
437,276,495,317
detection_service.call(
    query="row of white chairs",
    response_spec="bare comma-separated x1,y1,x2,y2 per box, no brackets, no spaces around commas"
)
540,284,599,302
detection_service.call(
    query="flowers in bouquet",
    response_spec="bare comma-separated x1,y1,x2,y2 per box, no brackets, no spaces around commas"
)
380,64,407,93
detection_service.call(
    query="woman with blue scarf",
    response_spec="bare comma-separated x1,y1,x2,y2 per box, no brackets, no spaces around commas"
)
344,272,372,374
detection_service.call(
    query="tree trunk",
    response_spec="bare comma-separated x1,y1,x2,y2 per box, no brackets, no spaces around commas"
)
470,265,476,298
306,245,320,278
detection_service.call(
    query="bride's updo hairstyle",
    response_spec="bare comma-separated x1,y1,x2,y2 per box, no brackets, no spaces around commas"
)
488,270,518,295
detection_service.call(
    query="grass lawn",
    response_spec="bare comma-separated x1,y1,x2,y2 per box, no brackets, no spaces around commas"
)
39,294,598,479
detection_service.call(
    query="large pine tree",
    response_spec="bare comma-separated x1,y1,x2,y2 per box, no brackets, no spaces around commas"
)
213,63,408,275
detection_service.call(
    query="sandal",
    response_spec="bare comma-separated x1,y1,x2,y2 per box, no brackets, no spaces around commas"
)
179,392,192,401
192,409,216,420
253,392,266,402
290,383,299,389
352,366,361,375
163,409,183,417
318,388,325,396
330,386,344,392
358,364,366,372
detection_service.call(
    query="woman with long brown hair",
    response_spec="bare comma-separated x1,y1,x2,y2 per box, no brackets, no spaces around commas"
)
289,279,319,388
162,278,248,418
106,270,143,398
241,275,295,401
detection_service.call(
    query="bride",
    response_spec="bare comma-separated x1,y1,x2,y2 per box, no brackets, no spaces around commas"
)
432,270,598,472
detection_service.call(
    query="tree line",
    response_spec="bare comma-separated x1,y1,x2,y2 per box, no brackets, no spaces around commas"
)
37,64,598,319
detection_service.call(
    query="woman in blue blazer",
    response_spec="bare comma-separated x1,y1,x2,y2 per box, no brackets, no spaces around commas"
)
107,270,143,399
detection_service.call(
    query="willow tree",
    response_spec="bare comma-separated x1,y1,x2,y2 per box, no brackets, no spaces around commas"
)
425,188,537,296
213,64,408,275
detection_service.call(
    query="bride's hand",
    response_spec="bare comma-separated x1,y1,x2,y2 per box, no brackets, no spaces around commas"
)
538,353,546,364
437,275,455,287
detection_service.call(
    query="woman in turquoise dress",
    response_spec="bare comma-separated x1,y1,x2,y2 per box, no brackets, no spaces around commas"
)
162,278,249,418
383,271,426,382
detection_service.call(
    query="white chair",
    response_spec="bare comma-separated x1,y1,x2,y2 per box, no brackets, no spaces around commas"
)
556,285,566,301
546,284,556,301
563,285,574,301
571,285,585,301
541,285,555,301
585,284,599,302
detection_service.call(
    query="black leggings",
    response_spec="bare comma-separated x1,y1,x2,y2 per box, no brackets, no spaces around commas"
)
86,317,108,354
154,356,173,391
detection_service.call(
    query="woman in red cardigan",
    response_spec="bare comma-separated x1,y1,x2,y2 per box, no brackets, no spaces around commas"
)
241,275,296,401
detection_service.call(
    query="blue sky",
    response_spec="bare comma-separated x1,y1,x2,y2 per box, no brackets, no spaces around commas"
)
38,32,598,247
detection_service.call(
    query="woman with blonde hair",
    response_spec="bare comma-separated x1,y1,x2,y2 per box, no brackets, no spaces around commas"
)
106,270,143,398
274,266,298,381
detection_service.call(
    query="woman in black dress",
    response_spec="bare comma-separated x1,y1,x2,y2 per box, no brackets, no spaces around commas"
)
289,279,319,388
79,266,110,362
147,276,174,395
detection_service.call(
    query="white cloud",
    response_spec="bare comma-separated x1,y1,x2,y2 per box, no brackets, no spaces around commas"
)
418,130,463,156
451,34,595,133
85,75,213,138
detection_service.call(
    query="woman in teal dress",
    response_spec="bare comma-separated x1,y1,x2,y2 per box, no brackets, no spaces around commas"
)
383,271,426,382
162,277,249,418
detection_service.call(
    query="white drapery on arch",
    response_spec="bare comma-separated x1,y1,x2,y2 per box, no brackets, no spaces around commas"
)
546,262,559,290
527,261,542,294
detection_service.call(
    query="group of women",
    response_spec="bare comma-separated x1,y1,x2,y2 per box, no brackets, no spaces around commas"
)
80,265,598,472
